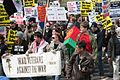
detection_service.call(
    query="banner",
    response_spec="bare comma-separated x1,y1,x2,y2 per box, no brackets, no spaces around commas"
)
37,5,46,22
2,51,61,78
47,7,67,21
23,0,35,7
0,3,10,26
67,1,80,14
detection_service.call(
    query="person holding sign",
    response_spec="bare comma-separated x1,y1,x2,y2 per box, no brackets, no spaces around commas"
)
45,33,69,80
26,31,48,80
11,31,28,55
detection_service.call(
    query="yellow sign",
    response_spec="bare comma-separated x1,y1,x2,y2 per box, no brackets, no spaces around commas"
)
24,0,35,7
80,1,92,16
102,16,112,30
7,30,17,42
95,14,103,22
0,4,10,26
81,10,89,16
80,1,92,11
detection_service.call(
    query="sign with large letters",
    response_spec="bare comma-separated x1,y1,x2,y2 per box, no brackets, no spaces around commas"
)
2,51,61,78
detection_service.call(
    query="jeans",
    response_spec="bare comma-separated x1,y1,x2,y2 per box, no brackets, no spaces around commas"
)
52,75,60,80
113,56,120,80
97,51,104,76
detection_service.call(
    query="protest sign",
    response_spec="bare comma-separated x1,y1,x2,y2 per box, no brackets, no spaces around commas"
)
110,1,120,19
0,3,10,26
37,5,46,22
67,1,80,14
7,30,17,42
80,1,92,16
46,7,67,21
102,0,109,17
102,16,112,30
23,0,35,7
95,14,103,22
95,2,102,13
2,51,61,78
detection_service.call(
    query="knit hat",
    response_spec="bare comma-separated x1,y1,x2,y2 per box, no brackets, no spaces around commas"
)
91,22,97,28
16,31,24,39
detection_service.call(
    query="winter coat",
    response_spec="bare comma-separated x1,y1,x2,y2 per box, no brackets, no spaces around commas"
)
66,51,94,80
108,36,120,59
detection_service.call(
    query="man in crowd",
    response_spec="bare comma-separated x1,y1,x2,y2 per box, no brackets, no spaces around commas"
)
108,26,120,80
66,41,94,80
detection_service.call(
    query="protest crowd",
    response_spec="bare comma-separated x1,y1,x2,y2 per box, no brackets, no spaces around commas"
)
0,0,120,80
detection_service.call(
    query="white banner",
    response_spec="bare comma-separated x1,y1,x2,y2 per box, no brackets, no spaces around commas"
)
46,7,67,21
2,51,61,78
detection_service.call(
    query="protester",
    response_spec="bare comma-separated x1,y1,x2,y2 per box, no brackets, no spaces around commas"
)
0,35,7,76
107,25,120,80
46,33,69,80
77,21,97,60
66,41,94,80
26,31,48,80
11,31,28,54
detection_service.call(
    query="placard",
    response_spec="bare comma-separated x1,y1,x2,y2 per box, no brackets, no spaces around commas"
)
47,7,67,21
67,1,80,14
23,0,35,7
0,4,10,26
2,51,61,78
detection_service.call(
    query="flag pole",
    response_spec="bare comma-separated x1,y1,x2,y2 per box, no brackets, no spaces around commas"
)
42,0,49,36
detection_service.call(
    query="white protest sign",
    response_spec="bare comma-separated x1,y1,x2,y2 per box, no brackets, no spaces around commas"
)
88,10,98,26
110,1,120,20
46,7,67,21
67,1,80,14
2,51,61,78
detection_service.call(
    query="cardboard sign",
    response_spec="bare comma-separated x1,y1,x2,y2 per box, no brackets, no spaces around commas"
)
23,0,35,7
0,4,10,26
37,5,46,22
2,51,61,77
46,7,67,21
67,1,80,14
